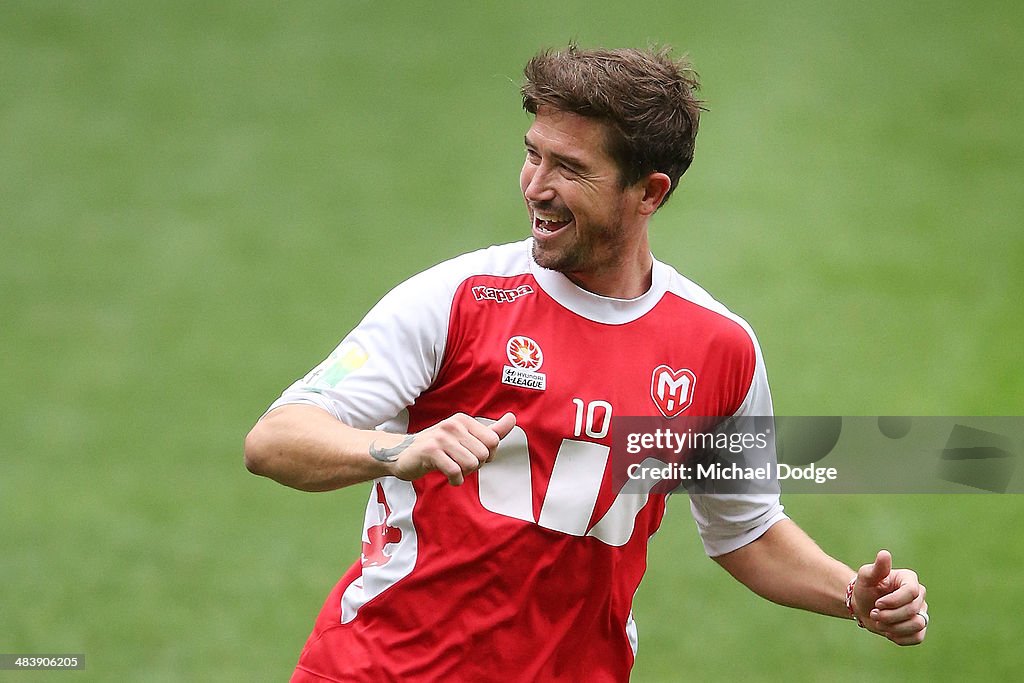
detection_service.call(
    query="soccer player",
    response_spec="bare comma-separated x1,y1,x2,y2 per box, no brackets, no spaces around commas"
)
245,45,929,681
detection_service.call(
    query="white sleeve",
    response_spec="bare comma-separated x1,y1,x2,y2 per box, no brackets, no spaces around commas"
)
265,264,457,430
688,327,789,557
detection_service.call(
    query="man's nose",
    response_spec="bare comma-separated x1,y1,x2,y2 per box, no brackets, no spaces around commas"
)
523,165,556,202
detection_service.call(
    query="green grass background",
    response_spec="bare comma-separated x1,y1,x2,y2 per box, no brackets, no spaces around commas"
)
3,1,1022,680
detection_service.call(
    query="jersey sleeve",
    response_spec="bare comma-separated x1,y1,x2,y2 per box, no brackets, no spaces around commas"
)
688,324,789,557
264,263,459,430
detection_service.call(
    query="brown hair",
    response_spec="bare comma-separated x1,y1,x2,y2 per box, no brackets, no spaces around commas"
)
522,44,705,207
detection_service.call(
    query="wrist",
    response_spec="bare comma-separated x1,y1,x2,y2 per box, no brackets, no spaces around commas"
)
845,575,866,628
368,432,414,477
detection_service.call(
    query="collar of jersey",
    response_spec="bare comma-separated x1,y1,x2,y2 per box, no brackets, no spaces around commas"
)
525,239,669,325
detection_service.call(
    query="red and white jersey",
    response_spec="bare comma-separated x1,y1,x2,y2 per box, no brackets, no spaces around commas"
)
268,239,786,681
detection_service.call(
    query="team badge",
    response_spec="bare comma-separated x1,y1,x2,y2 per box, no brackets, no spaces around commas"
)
502,336,546,390
651,365,696,418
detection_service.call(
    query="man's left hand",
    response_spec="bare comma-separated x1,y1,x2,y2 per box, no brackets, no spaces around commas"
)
853,550,928,645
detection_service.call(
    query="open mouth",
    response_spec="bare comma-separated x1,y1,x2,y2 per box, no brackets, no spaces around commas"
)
532,211,573,236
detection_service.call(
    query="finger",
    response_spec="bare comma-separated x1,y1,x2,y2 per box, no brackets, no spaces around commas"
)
903,599,931,634
465,413,517,461
874,582,925,617
437,416,495,459
445,440,488,474
872,610,924,634
434,455,465,486
882,610,928,637
887,628,927,646
454,427,493,461
872,601,923,625
491,412,517,439
872,600,929,638
874,586,923,616
417,442,467,485
859,549,893,587
874,580,923,611
462,419,504,452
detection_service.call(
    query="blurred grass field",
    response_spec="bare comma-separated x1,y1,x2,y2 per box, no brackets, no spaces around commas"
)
2,1,1022,680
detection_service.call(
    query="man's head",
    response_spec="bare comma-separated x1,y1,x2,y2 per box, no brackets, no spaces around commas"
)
522,44,704,209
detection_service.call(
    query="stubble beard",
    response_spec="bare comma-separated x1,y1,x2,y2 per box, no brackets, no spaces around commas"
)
531,238,583,273
531,217,627,278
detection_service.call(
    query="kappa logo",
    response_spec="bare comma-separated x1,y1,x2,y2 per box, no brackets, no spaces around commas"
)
472,284,535,304
651,365,696,418
502,336,546,390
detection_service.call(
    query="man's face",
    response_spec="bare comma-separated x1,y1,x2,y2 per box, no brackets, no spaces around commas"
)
520,107,645,284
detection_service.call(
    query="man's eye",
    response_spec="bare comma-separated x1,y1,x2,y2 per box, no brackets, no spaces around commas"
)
525,149,540,162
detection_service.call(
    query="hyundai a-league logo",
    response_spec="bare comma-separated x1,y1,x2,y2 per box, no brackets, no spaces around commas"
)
502,336,546,390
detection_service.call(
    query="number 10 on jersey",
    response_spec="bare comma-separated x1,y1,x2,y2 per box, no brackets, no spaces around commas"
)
572,397,612,439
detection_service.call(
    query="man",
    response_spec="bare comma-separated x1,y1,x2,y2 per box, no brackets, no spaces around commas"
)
245,45,928,681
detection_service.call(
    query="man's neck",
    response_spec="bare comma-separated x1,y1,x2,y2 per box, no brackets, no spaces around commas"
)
564,253,655,299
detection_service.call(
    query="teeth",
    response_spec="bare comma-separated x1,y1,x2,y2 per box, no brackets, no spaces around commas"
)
532,210,571,236
536,213,570,223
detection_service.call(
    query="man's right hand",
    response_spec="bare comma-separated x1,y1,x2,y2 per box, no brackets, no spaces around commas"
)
374,412,517,486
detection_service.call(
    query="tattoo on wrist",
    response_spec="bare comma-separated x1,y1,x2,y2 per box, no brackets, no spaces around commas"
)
369,435,415,463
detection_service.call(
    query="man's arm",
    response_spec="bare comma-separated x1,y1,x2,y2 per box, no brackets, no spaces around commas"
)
244,404,516,492
713,519,928,645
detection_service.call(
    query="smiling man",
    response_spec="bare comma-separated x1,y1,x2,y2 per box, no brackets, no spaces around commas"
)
245,45,928,681
524,106,661,298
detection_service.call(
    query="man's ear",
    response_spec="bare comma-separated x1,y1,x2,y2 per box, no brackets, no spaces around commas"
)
638,172,672,215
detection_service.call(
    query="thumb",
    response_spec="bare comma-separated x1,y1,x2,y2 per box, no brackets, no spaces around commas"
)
859,549,893,587
491,412,517,439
